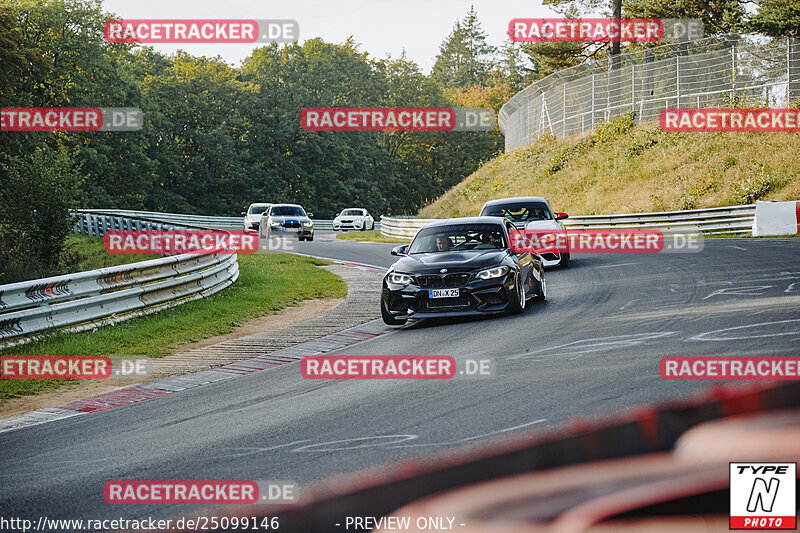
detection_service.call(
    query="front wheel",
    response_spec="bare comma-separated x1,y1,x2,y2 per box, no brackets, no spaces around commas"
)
298,235,306,241
507,273,526,314
533,272,547,301
306,235,314,241
558,252,570,268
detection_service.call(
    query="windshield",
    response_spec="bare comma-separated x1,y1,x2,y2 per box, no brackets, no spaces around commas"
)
270,205,306,217
340,209,364,216
408,223,506,254
482,202,553,222
248,205,270,215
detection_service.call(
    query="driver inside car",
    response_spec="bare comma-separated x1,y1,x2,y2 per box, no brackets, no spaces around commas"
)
435,235,452,252
481,232,500,248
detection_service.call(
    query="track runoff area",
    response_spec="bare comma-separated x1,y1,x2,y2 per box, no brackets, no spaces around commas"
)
2,222,800,532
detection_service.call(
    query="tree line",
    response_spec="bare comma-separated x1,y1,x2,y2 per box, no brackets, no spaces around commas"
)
1,0,796,282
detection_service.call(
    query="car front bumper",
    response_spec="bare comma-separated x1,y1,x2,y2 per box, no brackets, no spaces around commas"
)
382,273,516,321
333,221,364,230
267,225,313,237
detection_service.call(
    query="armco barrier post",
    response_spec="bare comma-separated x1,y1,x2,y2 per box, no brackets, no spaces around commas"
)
790,36,800,103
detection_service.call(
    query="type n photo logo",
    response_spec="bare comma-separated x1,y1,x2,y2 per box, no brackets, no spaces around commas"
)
730,462,796,529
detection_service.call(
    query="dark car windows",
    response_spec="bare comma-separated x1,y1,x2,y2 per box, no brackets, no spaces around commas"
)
271,206,306,217
248,205,270,215
409,224,507,254
482,202,553,222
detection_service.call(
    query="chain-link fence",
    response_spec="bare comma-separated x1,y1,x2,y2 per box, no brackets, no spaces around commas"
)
499,35,800,151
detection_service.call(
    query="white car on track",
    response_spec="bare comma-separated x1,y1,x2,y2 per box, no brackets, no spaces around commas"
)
480,196,570,268
242,202,271,232
333,208,375,231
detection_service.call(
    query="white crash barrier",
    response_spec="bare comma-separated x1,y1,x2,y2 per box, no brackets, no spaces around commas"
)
382,204,757,240
752,200,800,236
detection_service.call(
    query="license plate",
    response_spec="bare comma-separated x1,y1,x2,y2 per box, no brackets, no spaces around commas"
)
429,288,459,298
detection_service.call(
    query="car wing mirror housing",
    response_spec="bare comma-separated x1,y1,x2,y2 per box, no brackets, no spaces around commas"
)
307,212,314,218
391,245,408,256
555,212,569,220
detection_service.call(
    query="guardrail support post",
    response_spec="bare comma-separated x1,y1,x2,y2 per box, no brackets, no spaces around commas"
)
554,72,568,136
621,53,637,118
789,36,800,103
584,64,597,129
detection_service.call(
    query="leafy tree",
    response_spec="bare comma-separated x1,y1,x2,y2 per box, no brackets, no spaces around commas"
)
495,39,539,92
749,0,800,37
623,0,747,34
0,147,81,282
431,6,497,89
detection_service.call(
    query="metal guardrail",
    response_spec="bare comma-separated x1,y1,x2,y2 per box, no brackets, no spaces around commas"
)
77,209,242,230
0,212,240,346
380,205,756,239
75,209,379,232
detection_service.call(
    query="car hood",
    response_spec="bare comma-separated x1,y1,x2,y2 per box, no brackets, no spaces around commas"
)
523,220,561,230
270,215,311,223
391,250,509,274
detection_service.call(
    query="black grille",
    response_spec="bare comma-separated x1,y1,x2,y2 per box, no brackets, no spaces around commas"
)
283,220,300,228
445,273,470,287
425,295,470,309
417,275,444,288
389,295,409,311
417,273,471,288
481,291,508,306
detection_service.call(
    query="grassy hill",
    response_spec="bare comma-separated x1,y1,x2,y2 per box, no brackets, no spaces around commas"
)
419,114,800,218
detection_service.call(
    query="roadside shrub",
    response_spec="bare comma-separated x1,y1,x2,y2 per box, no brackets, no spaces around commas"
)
592,112,635,144
730,166,782,204
0,147,81,283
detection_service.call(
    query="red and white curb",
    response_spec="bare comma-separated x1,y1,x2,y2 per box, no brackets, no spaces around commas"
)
0,322,386,433
0,262,387,434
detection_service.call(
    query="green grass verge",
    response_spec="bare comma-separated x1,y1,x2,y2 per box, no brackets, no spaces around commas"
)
335,229,410,243
0,252,346,404
62,233,161,271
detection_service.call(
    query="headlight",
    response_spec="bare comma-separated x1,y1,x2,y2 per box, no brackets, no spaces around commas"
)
476,266,509,280
303,221,313,227
387,272,413,285
269,220,280,227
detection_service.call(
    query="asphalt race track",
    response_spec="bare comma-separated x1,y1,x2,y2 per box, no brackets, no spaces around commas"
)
1,234,799,525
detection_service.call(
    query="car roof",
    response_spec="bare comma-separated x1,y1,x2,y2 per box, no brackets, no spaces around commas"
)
481,197,549,208
341,207,366,211
420,216,509,229
248,202,271,206
270,203,303,208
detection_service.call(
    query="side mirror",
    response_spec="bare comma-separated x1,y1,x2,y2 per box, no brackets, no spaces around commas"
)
391,245,408,256
555,212,569,220
240,212,246,216
307,212,314,218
